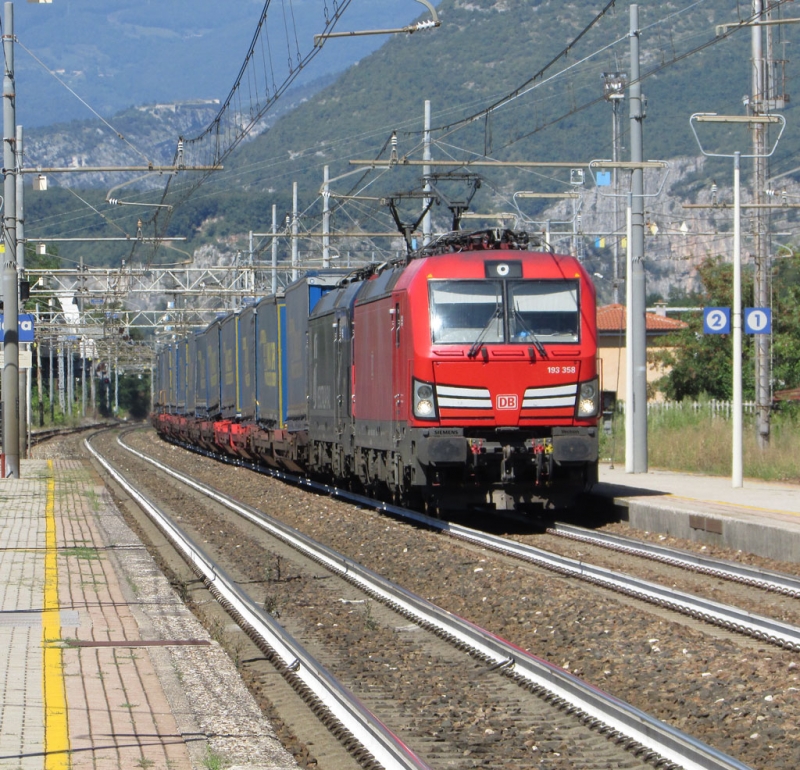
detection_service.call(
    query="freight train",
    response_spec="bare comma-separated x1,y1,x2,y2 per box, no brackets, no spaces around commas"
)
152,229,600,513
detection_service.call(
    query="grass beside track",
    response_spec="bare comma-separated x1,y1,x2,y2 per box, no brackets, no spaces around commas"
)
600,403,800,484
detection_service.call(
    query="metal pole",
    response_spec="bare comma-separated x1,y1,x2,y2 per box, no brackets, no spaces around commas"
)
71,344,76,417
572,197,578,257
90,357,96,417
80,339,86,418
36,307,43,427
733,152,743,487
17,124,27,455
114,356,119,414
67,343,73,417
79,253,85,418
751,0,771,448
25,354,30,453
1,2,19,476
322,165,331,268
249,230,254,293
15,125,22,268
57,342,64,413
18,354,27,459
612,98,621,305
423,100,432,246
625,193,634,473
629,4,648,473
271,205,278,294
291,182,299,281
49,333,53,423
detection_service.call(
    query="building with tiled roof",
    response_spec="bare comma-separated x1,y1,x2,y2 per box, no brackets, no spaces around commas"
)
597,304,689,403
597,304,690,335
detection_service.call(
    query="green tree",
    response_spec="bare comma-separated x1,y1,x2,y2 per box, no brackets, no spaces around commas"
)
772,253,800,392
119,374,151,420
655,254,800,400
652,258,755,400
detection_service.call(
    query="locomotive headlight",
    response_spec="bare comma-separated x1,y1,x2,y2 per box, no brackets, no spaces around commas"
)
576,378,599,418
413,378,438,420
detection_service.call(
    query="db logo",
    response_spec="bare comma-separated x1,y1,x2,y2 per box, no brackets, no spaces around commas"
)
496,394,518,410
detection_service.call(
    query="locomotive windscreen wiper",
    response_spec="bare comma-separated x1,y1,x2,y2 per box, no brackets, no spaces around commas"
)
468,304,502,359
511,307,547,359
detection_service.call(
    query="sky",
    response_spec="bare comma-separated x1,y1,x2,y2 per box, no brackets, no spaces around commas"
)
10,0,438,127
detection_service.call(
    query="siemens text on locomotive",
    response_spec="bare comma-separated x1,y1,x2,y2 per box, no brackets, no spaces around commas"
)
152,229,601,513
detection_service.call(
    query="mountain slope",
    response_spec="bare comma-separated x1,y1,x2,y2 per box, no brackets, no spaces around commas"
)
14,0,435,127
22,0,800,303
223,0,781,194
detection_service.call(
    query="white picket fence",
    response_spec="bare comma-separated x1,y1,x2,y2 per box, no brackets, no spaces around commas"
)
617,400,757,418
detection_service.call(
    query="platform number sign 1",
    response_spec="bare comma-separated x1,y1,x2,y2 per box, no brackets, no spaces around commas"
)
703,307,731,335
744,308,771,335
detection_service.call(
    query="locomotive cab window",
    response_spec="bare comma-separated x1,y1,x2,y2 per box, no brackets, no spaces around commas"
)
429,281,504,344
509,280,579,343
429,279,579,345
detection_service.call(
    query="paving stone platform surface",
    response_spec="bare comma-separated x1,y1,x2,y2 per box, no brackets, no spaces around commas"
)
0,459,297,770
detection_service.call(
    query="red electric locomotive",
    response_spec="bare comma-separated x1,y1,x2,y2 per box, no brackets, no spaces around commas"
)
154,229,599,514
307,229,599,512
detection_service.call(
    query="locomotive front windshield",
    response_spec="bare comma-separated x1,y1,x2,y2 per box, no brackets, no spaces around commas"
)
429,279,579,345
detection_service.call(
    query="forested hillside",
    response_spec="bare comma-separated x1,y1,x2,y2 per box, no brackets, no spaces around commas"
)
23,0,800,298
220,0,798,190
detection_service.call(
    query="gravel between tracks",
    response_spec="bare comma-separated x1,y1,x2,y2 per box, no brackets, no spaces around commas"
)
43,428,800,770
514,531,800,629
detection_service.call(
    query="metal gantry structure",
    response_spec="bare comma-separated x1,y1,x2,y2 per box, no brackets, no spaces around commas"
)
1,0,216,475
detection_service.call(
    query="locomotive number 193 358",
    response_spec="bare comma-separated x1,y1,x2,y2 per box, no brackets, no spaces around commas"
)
547,366,576,374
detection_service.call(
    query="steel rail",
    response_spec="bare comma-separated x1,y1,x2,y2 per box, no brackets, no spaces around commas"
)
446,522,800,652
188,437,800,650
153,436,800,654
85,436,432,770
126,434,754,770
30,422,115,447
549,523,800,599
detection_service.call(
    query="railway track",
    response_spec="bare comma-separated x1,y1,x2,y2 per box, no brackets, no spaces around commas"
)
30,421,115,446
154,431,800,653
68,426,800,770
84,427,762,770
86,434,430,770
548,523,800,599
443,523,800,652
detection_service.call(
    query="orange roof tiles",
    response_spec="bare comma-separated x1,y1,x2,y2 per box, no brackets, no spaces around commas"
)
597,304,689,334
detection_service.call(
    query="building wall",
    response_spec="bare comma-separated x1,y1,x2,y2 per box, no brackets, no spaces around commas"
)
598,338,674,403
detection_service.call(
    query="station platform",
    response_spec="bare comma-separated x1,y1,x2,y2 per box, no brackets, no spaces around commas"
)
594,463,800,564
0,459,297,770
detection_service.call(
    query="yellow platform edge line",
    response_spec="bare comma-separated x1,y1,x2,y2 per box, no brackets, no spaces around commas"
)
43,459,71,769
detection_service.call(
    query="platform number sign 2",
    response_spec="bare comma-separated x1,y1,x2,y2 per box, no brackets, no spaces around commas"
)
703,307,731,335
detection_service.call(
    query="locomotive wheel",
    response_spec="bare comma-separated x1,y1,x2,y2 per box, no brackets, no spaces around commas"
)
423,495,441,519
